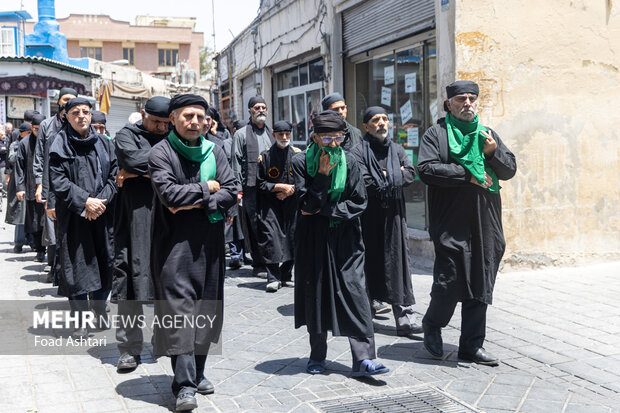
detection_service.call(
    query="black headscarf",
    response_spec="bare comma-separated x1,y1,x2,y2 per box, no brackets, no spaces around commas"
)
64,97,92,113
273,120,292,132
362,106,388,124
168,94,208,115
91,110,107,124
446,80,479,98
233,119,248,130
58,87,78,102
321,93,344,110
145,96,170,118
248,96,266,109
24,110,39,122
311,110,346,133
206,107,226,132
32,114,46,126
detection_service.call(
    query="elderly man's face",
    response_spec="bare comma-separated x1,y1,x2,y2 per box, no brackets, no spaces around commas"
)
5,123,13,134
328,100,347,120
170,105,205,141
66,104,92,137
363,113,389,141
249,103,268,124
448,93,478,122
142,110,169,136
274,131,291,148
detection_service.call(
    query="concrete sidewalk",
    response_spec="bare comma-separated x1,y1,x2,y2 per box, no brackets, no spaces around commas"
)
0,216,619,412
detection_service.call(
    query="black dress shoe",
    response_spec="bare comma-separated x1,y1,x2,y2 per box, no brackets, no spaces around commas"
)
117,354,141,372
458,347,499,366
197,377,215,395
72,327,89,339
397,323,424,337
228,258,242,270
423,324,444,359
176,393,198,411
13,245,23,253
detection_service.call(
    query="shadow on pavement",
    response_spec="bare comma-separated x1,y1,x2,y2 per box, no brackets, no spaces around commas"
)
114,374,173,412
236,281,265,290
276,303,294,316
28,287,61,297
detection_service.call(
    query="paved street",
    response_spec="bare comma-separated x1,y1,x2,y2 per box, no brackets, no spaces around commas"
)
0,213,619,413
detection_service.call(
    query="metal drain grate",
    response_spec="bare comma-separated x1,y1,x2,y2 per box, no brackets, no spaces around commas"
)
314,386,478,413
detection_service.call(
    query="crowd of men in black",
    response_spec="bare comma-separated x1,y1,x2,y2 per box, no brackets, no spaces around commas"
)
0,79,516,411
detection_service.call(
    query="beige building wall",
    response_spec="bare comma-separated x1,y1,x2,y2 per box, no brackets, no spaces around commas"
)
451,1,620,267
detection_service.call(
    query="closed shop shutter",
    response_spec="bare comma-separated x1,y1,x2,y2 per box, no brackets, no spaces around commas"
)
106,97,140,138
241,75,256,121
342,0,435,56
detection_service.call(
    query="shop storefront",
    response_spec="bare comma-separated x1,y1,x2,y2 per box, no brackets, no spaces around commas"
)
342,0,436,230
272,57,325,146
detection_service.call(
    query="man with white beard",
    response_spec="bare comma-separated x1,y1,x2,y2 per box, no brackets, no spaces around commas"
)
351,107,422,339
231,96,275,277
256,121,300,292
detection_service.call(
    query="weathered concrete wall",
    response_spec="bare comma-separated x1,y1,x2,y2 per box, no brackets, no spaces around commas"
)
454,0,620,268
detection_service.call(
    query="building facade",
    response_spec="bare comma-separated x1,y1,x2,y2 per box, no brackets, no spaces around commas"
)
214,0,620,267
25,14,203,81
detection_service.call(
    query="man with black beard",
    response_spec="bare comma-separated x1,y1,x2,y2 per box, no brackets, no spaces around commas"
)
351,107,422,339
34,87,78,282
320,93,362,152
49,97,118,338
418,80,517,366
112,96,170,372
256,120,299,292
15,114,48,262
231,96,275,277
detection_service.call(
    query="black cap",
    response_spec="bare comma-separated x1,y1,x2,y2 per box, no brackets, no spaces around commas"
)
145,96,171,118
233,119,247,130
248,96,266,109
58,87,78,102
273,120,293,132
311,110,346,133
446,80,479,98
19,122,32,132
32,114,46,126
64,97,92,113
91,110,107,125
321,92,345,110
362,106,388,123
168,94,208,115
24,110,39,121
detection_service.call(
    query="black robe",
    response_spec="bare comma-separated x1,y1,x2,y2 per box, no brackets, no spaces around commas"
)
15,134,45,234
206,132,243,245
256,144,297,264
351,135,416,305
417,118,517,305
148,138,237,356
49,126,118,298
111,121,165,301
5,138,25,225
292,151,373,337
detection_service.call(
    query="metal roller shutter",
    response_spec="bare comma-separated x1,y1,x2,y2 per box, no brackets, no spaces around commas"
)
106,97,140,138
342,0,435,56
241,75,256,121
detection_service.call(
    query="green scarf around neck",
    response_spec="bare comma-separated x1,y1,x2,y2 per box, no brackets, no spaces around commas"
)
305,142,347,227
445,113,500,193
167,130,223,222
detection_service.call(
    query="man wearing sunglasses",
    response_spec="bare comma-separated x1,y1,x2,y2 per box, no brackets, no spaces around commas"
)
292,110,389,377
231,96,275,277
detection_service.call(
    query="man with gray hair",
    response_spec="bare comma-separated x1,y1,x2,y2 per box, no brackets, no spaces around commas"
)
231,96,275,277
417,80,517,366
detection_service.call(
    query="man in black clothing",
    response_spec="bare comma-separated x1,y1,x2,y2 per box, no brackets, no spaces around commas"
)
257,120,299,292
418,80,517,366
112,96,170,372
15,114,47,262
148,94,237,411
49,98,118,338
351,106,422,339
292,110,389,377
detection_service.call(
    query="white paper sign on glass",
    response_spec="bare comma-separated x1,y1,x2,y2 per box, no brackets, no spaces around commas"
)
384,66,395,85
405,73,417,93
388,114,394,140
400,99,413,124
381,86,391,106
407,128,419,146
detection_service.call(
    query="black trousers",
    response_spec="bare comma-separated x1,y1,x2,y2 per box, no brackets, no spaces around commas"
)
116,300,144,356
422,295,487,353
266,260,293,283
309,332,376,369
171,353,208,397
